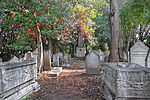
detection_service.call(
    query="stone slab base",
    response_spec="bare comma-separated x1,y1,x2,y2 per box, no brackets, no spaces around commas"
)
49,67,62,77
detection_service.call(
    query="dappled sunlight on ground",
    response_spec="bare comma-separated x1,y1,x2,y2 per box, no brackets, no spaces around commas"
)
30,59,105,100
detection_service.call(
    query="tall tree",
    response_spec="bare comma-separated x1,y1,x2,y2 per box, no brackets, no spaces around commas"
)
109,0,126,62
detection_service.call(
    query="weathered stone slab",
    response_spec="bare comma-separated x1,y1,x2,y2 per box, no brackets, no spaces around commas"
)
85,52,100,74
49,67,62,77
101,62,150,100
130,41,150,67
76,47,86,58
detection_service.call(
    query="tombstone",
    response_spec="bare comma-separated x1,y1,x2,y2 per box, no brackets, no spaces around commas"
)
76,33,86,58
101,62,150,100
58,52,63,66
53,53,59,67
62,54,70,67
76,47,86,58
130,41,150,67
24,51,33,61
63,54,69,63
85,52,100,74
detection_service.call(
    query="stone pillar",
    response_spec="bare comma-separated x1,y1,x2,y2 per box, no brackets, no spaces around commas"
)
76,33,86,58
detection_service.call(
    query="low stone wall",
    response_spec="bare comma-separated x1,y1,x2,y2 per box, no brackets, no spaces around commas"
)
0,61,40,100
100,62,150,100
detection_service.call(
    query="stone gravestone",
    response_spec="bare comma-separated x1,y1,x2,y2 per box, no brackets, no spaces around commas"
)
92,50,104,63
53,53,59,67
101,62,150,100
86,52,100,74
130,41,150,67
63,54,69,63
58,52,63,66
24,51,33,61
62,54,70,67
76,33,86,58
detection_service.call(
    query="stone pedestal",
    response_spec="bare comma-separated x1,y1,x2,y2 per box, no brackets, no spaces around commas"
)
76,47,86,58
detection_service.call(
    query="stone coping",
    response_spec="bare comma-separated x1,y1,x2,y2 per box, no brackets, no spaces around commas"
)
103,62,150,72
0,61,36,70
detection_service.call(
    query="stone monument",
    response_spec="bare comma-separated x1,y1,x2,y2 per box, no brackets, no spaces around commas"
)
130,41,150,67
100,62,150,100
76,33,86,58
85,51,100,74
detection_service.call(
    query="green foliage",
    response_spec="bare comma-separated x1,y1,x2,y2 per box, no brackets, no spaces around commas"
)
120,0,150,35
92,2,110,51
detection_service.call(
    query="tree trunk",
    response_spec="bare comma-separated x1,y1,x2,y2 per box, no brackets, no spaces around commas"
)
43,38,52,71
109,0,125,62
48,38,52,69
37,35,44,73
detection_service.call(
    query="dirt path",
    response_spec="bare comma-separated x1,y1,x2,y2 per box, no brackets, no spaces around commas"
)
31,59,104,100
